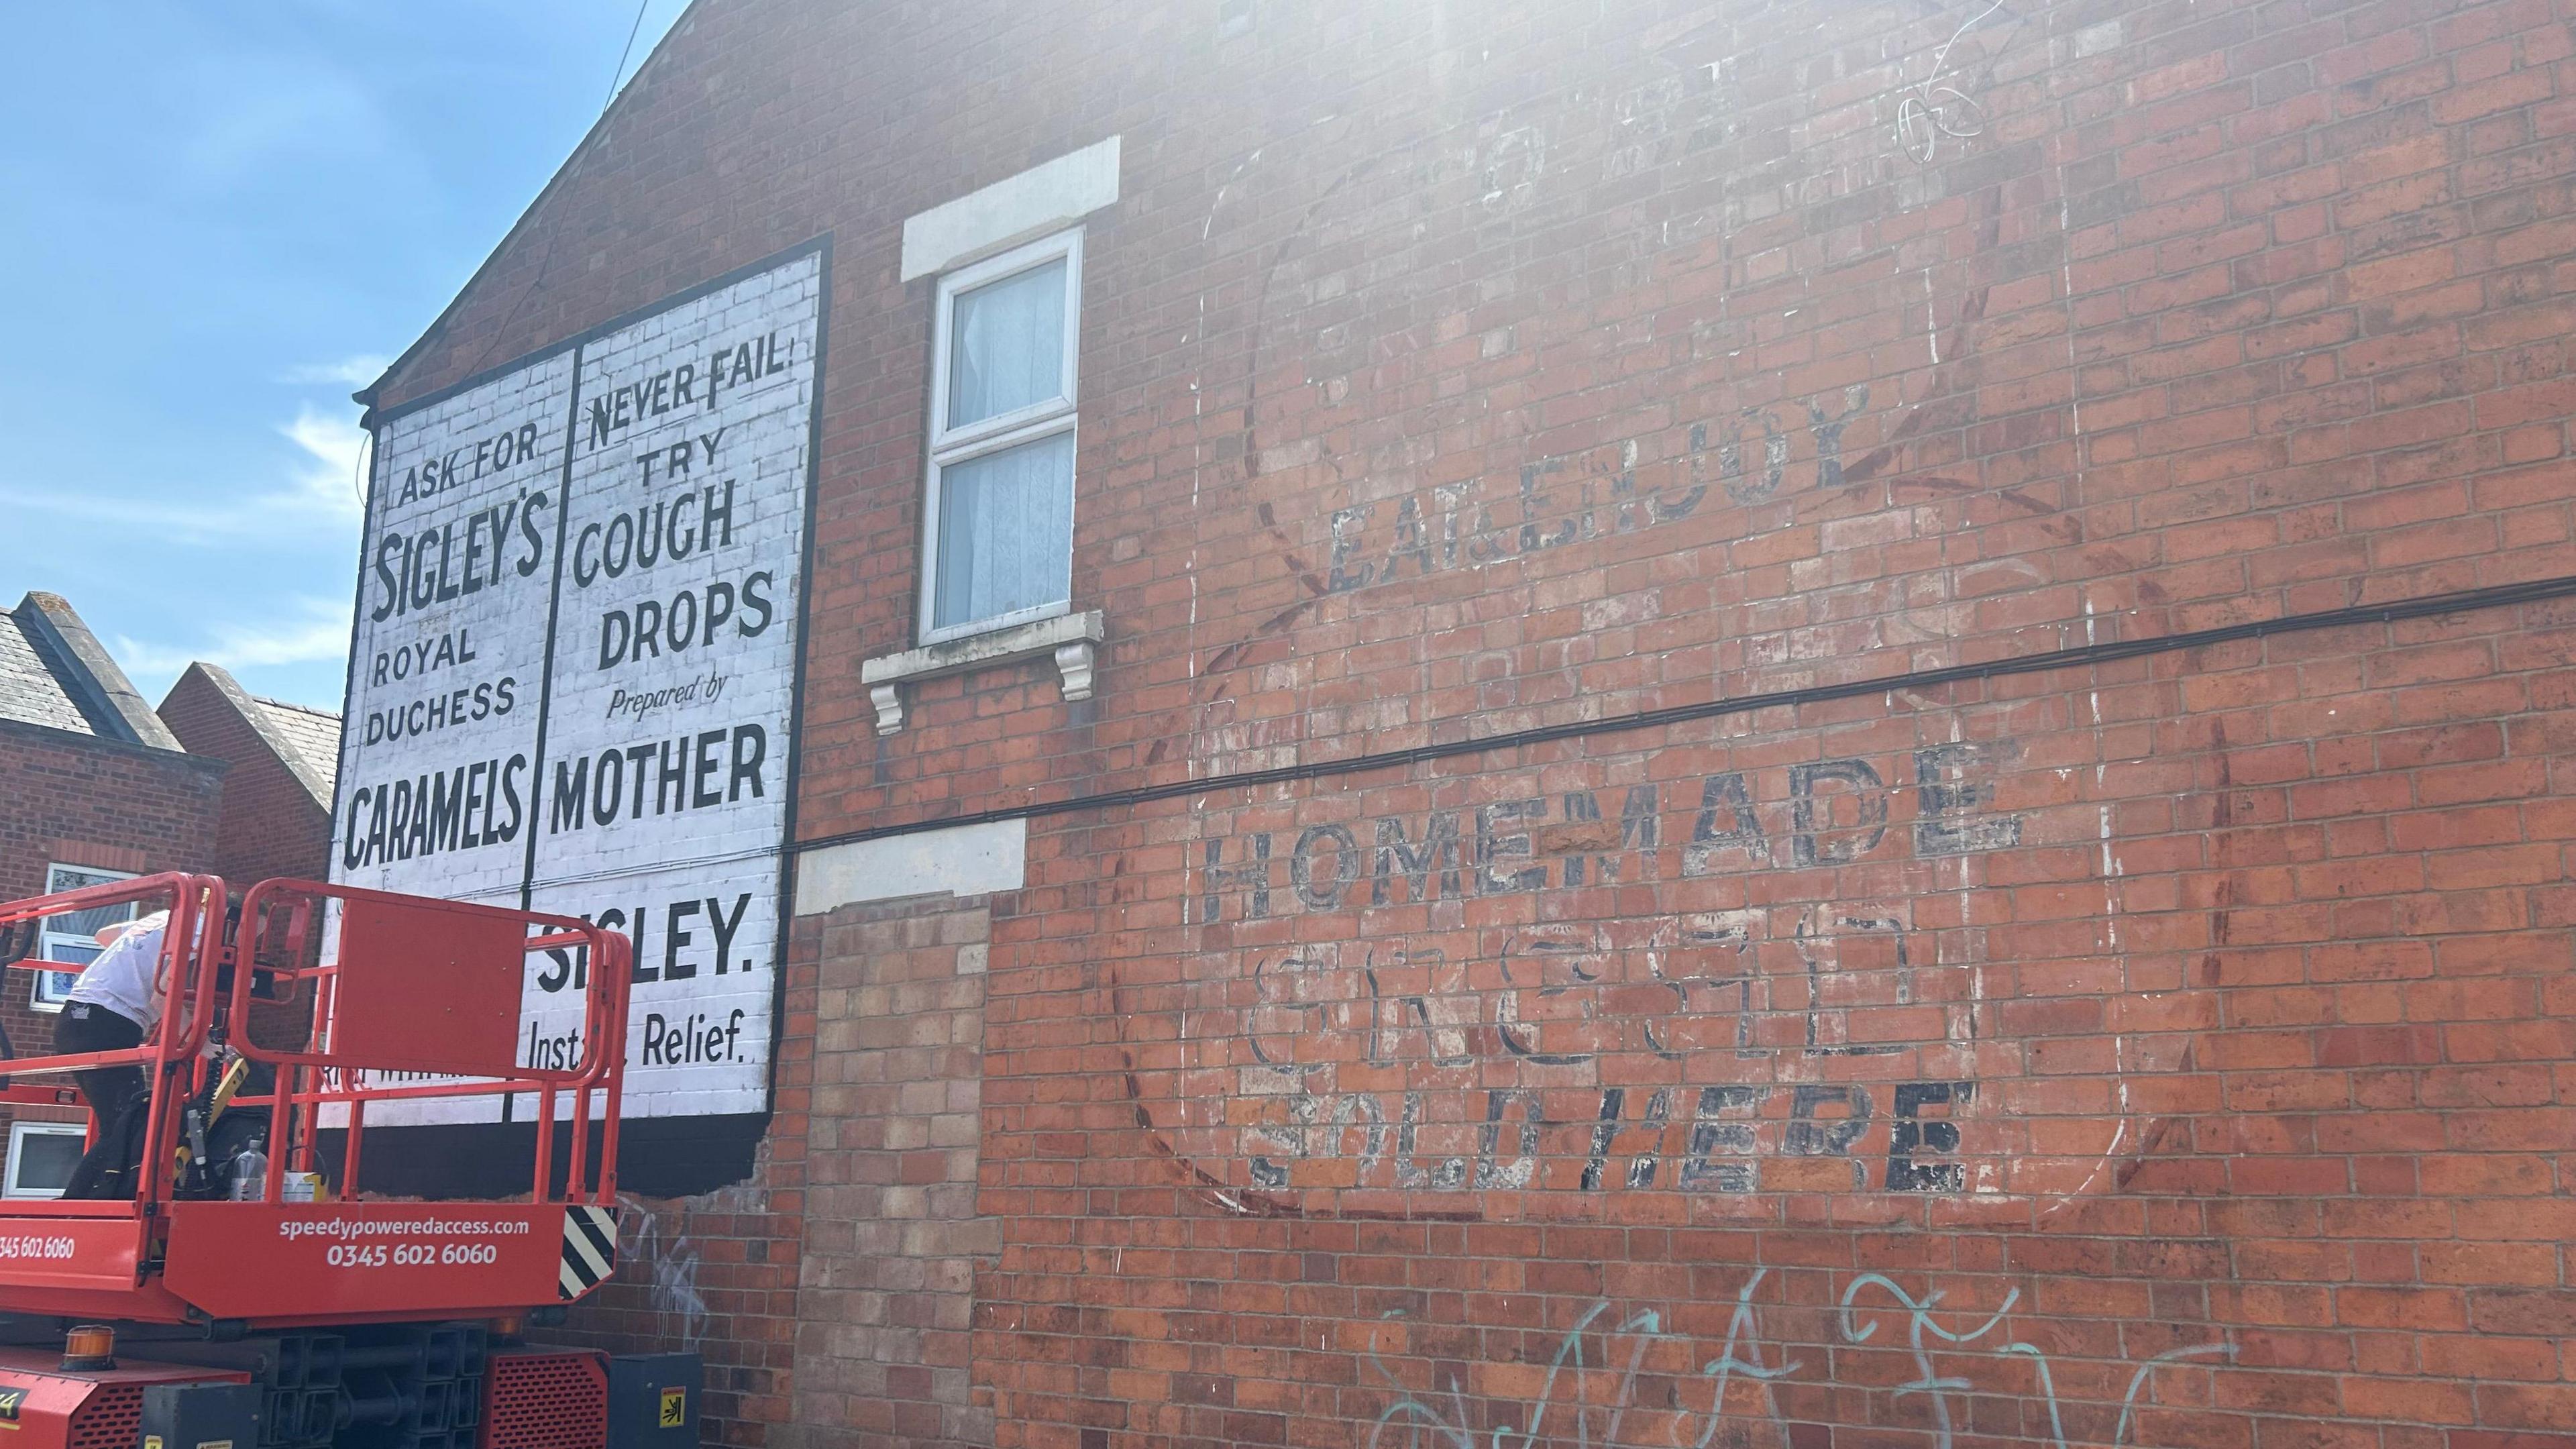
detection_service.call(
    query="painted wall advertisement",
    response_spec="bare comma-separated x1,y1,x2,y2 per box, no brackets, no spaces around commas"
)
333,246,823,1175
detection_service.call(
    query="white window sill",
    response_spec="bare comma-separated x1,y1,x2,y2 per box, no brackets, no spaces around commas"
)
859,609,1104,735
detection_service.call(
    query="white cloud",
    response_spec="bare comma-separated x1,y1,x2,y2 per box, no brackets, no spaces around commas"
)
278,404,369,519
0,488,249,540
114,596,352,680
0,404,366,541
279,355,390,387
80,412,365,696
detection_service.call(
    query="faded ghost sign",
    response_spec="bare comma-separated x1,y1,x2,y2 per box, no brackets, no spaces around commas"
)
1140,743,2151,1205
335,245,824,1158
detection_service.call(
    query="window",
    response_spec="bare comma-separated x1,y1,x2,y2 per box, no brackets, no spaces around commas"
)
3,1122,84,1199
922,228,1083,643
33,864,137,1014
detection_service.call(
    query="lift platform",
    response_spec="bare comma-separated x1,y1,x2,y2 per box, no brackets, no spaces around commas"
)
0,873,633,1334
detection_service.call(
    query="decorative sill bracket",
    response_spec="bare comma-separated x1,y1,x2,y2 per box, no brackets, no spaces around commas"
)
859,609,1105,737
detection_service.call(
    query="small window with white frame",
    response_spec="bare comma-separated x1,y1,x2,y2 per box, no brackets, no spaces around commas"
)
3,1122,85,1199
32,863,138,1013
921,227,1083,643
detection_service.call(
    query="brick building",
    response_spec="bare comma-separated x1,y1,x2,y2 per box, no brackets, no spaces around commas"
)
0,592,225,1193
352,0,2576,1446
158,661,341,886
0,598,343,1193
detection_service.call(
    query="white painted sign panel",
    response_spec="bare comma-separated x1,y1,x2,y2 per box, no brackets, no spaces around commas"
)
335,247,824,1132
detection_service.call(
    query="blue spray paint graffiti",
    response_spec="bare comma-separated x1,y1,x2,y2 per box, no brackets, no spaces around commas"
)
1839,1274,2234,1449
1368,1273,1799,1449
1364,1271,2233,1449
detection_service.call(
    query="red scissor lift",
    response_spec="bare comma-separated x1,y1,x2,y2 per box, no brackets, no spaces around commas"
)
0,873,635,1449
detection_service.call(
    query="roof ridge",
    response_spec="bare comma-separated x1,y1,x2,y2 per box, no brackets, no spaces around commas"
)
252,694,341,720
9,592,184,749
174,662,335,810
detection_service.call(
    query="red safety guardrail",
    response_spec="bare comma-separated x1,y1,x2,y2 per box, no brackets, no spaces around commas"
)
0,875,631,1209
229,879,632,1205
0,871,225,1214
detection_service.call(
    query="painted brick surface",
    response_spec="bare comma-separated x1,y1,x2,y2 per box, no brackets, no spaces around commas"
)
363,0,2576,1445
341,353,572,913
341,255,822,1140
523,252,822,1124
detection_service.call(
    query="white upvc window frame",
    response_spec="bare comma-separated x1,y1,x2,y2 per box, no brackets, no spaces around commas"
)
34,863,137,1014
918,227,1085,646
3,1121,85,1199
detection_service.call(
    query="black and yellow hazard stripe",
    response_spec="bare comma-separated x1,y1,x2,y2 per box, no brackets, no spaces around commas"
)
560,1205,617,1299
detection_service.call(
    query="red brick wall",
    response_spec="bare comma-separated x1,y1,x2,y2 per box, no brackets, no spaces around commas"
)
792,895,996,1446
154,670,332,887
986,625,2576,1448
543,926,813,1442
542,892,997,1449
367,0,2576,1444
154,672,333,1051
0,721,223,1078
155,672,332,889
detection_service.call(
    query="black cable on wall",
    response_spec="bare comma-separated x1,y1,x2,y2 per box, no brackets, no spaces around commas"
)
797,574,2576,853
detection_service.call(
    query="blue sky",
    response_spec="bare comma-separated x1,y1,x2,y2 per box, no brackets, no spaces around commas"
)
1,1,684,710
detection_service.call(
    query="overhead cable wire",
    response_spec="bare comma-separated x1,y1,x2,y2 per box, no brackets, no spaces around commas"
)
605,0,653,109
463,0,660,376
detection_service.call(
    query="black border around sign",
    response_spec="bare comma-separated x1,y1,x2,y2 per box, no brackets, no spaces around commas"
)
772,234,833,1112
502,334,588,1130
335,235,833,1199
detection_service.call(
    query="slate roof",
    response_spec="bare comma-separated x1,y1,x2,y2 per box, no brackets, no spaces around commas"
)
0,610,92,733
254,695,343,799
3,592,189,751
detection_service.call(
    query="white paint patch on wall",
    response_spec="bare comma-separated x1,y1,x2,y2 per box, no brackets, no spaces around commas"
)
793,817,1027,914
333,354,577,1126
335,248,825,1126
338,356,572,908
519,252,822,1121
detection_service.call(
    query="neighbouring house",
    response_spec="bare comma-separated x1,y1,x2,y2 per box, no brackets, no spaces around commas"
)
0,592,342,1201
0,591,223,1199
158,661,341,887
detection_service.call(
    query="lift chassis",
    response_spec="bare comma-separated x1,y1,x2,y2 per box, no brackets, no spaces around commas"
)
0,873,642,1448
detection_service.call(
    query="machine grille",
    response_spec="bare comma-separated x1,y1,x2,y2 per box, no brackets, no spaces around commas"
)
67,1383,144,1449
483,1350,608,1449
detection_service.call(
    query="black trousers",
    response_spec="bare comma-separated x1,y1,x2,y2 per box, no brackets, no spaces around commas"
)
53,1003,145,1200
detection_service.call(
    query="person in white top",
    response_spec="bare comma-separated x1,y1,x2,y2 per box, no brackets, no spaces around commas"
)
53,909,173,1199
